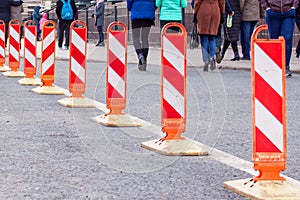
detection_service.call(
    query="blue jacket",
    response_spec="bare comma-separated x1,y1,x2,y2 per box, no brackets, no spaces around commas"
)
127,0,156,21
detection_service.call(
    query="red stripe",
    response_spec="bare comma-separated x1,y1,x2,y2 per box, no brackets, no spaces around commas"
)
42,42,55,62
255,127,281,152
255,72,282,123
43,64,54,75
25,58,35,68
162,57,184,96
108,50,125,79
107,82,122,98
70,71,84,85
110,31,125,48
165,35,185,55
256,42,283,69
162,98,181,119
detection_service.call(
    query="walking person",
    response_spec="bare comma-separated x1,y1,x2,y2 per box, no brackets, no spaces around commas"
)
93,0,105,47
240,0,263,60
10,0,24,48
156,0,187,32
194,0,225,71
258,0,298,77
39,13,48,31
32,5,42,40
56,0,78,50
219,0,242,61
0,0,23,46
127,0,156,71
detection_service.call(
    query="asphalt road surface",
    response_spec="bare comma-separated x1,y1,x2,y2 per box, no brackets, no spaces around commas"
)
1,60,299,199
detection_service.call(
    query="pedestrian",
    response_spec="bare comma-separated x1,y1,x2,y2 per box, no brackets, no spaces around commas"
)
295,1,300,58
127,0,156,71
0,0,23,46
194,0,225,71
93,0,105,47
10,0,24,48
258,0,298,77
32,5,42,40
156,0,187,32
240,0,263,60
219,0,241,61
56,0,78,50
39,13,48,31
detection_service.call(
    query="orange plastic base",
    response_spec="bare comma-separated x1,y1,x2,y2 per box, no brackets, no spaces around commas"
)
253,162,286,181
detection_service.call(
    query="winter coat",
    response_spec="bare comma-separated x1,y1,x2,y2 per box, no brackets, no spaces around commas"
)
127,0,156,21
56,0,78,22
194,0,225,35
32,6,41,31
10,1,24,22
0,0,23,23
258,0,298,12
240,0,261,21
94,1,105,26
156,0,187,21
39,13,48,30
224,0,241,41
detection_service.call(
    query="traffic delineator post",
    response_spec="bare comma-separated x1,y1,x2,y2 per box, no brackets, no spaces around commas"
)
3,19,25,77
58,20,95,107
18,20,42,85
224,25,300,199
0,20,10,72
141,23,208,156
91,22,141,126
32,20,64,95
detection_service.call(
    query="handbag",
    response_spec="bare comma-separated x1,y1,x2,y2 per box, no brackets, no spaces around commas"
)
190,22,199,50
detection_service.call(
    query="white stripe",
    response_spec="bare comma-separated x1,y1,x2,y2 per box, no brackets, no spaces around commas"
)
42,53,54,74
0,46,4,57
10,26,19,41
255,98,283,152
108,66,125,97
25,48,36,67
9,44,19,62
43,30,55,50
254,43,282,96
72,30,86,55
71,57,85,83
163,37,184,76
0,29,4,40
163,78,184,117
109,32,125,64
25,28,36,47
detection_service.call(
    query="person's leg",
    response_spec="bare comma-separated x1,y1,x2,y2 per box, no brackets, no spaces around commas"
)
58,21,65,48
296,20,300,57
131,20,142,56
221,38,230,57
208,35,216,70
281,9,295,68
200,34,209,71
230,40,240,61
64,21,71,48
266,10,281,39
141,25,151,59
240,21,246,57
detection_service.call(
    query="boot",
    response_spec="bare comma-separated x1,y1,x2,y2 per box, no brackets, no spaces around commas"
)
138,54,146,71
203,62,209,71
210,58,216,70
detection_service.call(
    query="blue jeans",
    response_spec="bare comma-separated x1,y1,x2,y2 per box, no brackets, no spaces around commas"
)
266,9,295,68
200,35,216,63
240,21,258,59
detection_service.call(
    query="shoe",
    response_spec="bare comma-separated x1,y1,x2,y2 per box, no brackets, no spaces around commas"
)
286,68,292,77
138,54,146,71
296,53,299,58
203,62,209,71
216,53,224,64
210,58,216,70
230,57,240,61
95,41,105,47
63,46,69,50
58,46,62,50
241,57,250,60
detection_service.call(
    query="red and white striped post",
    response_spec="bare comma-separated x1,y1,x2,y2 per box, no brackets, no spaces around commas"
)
251,25,286,181
18,20,41,85
0,20,9,72
142,23,207,155
223,25,298,200
3,19,24,77
92,22,140,126
58,20,95,107
32,20,64,94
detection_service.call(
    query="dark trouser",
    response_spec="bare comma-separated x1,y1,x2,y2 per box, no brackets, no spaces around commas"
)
296,19,300,55
216,24,222,50
58,20,72,48
240,21,258,59
131,19,153,59
222,39,239,58
97,26,104,43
